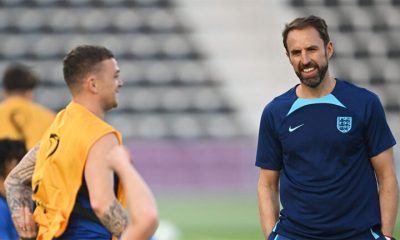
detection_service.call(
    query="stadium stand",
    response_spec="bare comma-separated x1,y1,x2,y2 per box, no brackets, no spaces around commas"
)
0,0,245,140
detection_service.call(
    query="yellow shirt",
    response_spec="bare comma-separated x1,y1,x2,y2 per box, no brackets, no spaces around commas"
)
32,101,125,240
0,96,55,149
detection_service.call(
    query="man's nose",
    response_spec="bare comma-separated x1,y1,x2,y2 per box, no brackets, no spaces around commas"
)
300,52,311,65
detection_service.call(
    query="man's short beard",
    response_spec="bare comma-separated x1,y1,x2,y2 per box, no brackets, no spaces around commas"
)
296,62,329,89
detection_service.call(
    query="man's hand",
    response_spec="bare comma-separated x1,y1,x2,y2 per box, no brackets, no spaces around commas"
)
106,145,133,171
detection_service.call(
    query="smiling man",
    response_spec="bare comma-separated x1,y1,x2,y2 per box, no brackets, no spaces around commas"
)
5,45,158,240
256,16,398,240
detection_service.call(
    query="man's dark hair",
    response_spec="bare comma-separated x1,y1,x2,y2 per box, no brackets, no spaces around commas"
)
2,63,39,92
282,15,330,53
0,139,26,177
63,45,114,90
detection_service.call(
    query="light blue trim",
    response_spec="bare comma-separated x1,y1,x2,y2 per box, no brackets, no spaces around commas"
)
272,220,279,232
273,235,279,240
370,228,380,239
287,94,346,116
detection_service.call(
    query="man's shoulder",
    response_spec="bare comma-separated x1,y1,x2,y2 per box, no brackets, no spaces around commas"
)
335,79,382,112
337,79,378,99
0,97,55,117
263,87,297,113
29,101,55,116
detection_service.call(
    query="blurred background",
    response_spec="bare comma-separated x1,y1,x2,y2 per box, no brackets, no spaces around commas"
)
0,0,399,239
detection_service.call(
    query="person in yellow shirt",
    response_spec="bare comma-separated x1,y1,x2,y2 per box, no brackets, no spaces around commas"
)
0,63,55,149
4,45,158,240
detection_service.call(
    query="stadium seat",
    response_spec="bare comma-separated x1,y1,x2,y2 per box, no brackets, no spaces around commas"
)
143,61,175,84
203,114,240,139
168,114,203,139
129,34,160,58
35,87,71,110
111,9,143,32
175,61,210,84
14,9,45,32
0,10,11,31
135,114,169,139
49,10,79,32
31,36,63,58
144,9,180,32
119,61,146,85
191,88,227,112
120,87,161,112
159,88,192,112
79,10,111,32
106,113,137,137
159,35,195,59
0,36,29,59
383,60,400,83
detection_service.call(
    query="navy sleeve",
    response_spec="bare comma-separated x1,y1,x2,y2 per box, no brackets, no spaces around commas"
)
0,197,19,240
365,94,396,157
255,105,282,170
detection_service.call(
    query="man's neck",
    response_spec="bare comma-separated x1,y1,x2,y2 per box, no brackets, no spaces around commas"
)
72,96,105,119
296,76,336,99
5,90,34,100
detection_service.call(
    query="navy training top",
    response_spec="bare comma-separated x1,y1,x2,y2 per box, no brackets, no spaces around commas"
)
256,79,396,239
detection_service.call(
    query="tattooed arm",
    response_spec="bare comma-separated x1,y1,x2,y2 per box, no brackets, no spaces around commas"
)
4,143,39,239
107,145,158,240
98,198,129,236
84,133,128,236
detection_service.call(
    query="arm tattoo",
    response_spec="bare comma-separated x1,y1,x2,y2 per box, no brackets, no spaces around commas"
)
99,198,128,236
5,144,39,212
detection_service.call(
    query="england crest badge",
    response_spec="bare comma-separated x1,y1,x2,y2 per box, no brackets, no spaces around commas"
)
337,116,352,133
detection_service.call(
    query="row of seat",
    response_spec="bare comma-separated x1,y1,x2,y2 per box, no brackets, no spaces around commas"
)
3,29,396,59
298,5,400,32
9,57,397,88
0,0,171,7
5,30,400,61
331,31,400,57
289,0,400,7
105,112,243,139
35,82,400,115
331,57,400,85
0,33,198,60
0,8,184,33
35,85,234,113
0,60,214,86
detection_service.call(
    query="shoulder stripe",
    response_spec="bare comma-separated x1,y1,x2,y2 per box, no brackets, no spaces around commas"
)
287,94,346,116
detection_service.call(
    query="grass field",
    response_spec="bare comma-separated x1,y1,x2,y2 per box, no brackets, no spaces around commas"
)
155,190,264,240
155,190,400,240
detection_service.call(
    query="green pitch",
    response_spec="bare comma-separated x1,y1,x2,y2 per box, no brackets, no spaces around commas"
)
156,190,400,240
156,192,263,240
396,210,400,238
156,190,264,240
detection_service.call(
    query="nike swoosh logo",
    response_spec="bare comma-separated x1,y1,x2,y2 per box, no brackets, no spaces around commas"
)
289,124,304,132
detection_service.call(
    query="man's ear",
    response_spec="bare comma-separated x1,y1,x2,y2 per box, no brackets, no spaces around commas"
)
85,76,98,93
326,41,334,59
